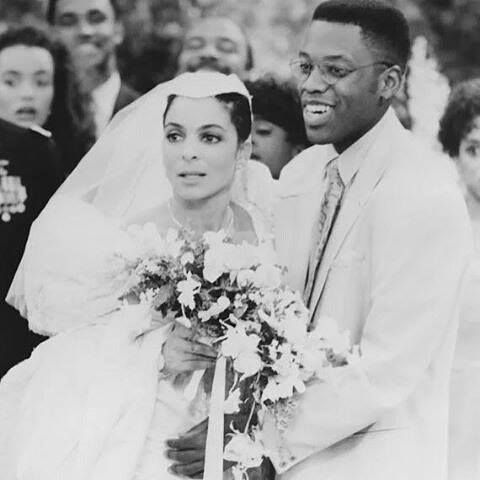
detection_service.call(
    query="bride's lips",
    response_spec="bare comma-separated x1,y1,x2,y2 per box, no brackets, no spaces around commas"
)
177,172,206,184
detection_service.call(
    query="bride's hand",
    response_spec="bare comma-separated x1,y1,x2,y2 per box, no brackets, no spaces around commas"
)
162,323,217,376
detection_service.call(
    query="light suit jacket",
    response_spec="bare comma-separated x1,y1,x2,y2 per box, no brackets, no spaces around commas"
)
266,110,472,480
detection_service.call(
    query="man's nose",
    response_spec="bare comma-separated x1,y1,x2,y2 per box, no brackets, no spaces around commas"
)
77,17,95,37
199,41,219,59
302,66,330,94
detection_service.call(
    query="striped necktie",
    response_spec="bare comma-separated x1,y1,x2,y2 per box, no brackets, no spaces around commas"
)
304,157,344,305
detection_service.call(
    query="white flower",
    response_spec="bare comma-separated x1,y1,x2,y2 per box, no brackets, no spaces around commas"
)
225,243,258,270
271,343,297,376
180,251,194,265
258,307,279,330
234,351,262,377
300,347,327,376
252,264,282,289
223,432,264,469
224,388,242,414
138,288,157,305
198,296,231,322
165,228,184,257
176,272,201,309
312,317,351,356
236,269,255,287
278,308,308,346
221,325,260,359
203,230,227,247
217,295,231,311
203,245,229,282
261,374,305,403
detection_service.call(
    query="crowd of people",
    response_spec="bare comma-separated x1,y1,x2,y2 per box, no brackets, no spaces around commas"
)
0,0,479,479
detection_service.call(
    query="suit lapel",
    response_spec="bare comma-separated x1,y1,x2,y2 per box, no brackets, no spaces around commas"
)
275,146,330,293
309,120,403,322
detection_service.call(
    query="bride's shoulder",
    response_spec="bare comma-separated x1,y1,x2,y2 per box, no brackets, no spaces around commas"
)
125,203,172,235
33,194,121,241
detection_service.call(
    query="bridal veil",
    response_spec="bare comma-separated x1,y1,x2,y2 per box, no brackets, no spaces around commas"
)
7,71,276,327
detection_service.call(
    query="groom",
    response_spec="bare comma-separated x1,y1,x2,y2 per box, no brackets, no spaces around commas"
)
166,2,472,479
263,1,472,479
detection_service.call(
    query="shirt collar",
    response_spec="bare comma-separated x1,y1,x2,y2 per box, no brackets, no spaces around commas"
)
276,108,399,197
92,71,121,103
92,71,121,135
335,108,397,187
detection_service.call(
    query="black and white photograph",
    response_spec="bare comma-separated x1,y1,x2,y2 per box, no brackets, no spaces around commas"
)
0,0,478,479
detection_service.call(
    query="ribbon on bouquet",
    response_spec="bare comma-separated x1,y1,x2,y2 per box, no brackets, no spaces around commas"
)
204,355,226,480
183,356,227,480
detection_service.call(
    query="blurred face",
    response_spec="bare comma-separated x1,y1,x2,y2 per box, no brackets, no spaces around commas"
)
298,21,387,152
251,117,299,179
177,18,249,76
457,117,480,202
0,45,54,128
163,96,246,202
52,0,122,71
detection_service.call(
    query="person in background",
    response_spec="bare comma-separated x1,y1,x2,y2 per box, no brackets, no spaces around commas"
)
47,0,140,136
246,75,309,179
0,25,96,174
0,117,64,378
438,78,480,480
176,16,253,78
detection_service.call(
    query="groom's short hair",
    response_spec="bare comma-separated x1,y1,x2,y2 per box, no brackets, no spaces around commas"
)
312,0,411,72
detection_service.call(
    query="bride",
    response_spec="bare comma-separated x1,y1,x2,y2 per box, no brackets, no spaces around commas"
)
0,72,275,480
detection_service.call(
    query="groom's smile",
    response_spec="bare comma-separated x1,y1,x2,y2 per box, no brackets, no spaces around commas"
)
302,100,335,129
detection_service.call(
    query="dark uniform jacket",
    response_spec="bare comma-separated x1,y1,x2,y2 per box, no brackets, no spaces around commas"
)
0,118,64,377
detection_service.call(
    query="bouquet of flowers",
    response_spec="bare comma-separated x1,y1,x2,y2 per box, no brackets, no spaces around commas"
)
116,223,360,480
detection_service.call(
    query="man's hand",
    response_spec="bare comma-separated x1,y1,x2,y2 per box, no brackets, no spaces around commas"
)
165,413,249,478
162,323,217,376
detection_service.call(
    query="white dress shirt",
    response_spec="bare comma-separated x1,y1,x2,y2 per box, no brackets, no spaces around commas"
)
92,71,121,136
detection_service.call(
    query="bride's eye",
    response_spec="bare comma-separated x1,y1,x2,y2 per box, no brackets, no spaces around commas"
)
201,133,221,144
165,132,183,143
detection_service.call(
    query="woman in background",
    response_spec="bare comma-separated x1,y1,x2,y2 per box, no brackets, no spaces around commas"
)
245,75,308,180
0,25,96,174
439,78,480,480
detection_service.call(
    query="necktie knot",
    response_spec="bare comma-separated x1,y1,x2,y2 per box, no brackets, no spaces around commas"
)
325,157,343,191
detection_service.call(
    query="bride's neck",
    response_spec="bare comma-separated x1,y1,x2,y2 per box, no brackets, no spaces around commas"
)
170,190,232,233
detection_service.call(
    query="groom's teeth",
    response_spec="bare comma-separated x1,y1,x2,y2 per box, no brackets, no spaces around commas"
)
304,104,332,115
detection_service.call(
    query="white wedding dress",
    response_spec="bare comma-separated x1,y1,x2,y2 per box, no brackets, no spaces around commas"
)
0,195,264,480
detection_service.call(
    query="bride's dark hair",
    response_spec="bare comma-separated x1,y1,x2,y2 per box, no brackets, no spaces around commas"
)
163,92,252,143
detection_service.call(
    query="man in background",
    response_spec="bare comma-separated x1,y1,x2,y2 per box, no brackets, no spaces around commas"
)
47,0,139,135
176,16,253,78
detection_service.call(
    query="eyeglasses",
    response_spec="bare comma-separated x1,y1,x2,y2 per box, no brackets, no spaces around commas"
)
289,58,394,85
